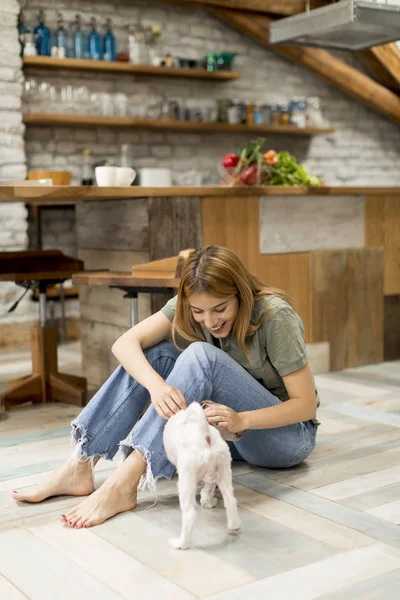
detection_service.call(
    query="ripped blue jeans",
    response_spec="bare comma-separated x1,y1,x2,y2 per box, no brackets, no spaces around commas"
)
72,341,317,490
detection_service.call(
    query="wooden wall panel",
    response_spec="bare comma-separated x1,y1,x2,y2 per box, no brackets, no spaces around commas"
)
312,248,384,370
201,196,312,340
76,199,149,251
148,197,202,313
365,195,400,295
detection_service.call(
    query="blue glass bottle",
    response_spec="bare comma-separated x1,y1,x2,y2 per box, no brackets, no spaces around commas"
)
55,13,69,58
88,17,101,60
34,10,51,56
72,14,86,59
103,18,116,61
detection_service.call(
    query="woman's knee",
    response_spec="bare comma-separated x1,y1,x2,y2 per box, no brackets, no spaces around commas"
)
144,340,181,363
177,341,218,371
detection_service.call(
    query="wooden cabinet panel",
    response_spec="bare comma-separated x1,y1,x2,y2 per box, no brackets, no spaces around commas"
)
202,196,312,340
365,195,400,295
312,248,384,370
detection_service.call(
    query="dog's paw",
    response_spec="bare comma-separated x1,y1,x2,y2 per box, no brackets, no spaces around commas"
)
169,537,190,550
228,517,242,532
200,495,218,509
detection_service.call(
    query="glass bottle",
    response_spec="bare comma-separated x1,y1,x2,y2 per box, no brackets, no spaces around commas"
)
17,11,30,57
81,149,94,186
103,18,116,61
88,17,101,60
72,14,86,59
34,10,51,56
54,13,69,58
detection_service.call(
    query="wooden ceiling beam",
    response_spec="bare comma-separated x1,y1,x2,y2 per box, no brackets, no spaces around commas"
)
210,7,400,125
357,44,400,95
157,0,329,17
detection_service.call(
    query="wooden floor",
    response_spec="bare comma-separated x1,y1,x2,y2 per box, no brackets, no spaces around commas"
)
1,344,400,599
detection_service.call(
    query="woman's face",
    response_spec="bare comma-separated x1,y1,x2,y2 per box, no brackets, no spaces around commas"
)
188,292,239,338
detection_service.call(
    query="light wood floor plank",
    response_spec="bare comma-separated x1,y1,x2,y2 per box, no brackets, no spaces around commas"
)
93,511,255,597
0,529,124,600
233,484,374,551
310,464,400,501
339,482,400,512
205,543,400,600
275,447,400,490
365,499,400,524
29,523,195,600
0,574,28,600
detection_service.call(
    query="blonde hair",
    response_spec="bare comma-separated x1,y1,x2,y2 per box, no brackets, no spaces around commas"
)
172,245,294,356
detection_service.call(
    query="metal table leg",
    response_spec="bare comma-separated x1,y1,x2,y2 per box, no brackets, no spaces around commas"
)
130,293,138,327
39,282,47,327
122,292,138,327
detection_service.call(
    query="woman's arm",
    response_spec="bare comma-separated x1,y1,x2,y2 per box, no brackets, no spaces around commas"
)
241,363,317,430
205,363,317,432
111,311,186,417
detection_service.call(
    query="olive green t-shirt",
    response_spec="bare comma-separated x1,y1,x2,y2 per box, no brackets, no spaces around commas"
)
161,294,320,426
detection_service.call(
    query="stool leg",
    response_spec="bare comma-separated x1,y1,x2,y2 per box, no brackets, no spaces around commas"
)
1,374,42,410
49,374,86,406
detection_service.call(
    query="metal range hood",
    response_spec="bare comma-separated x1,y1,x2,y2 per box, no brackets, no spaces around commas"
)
269,0,400,51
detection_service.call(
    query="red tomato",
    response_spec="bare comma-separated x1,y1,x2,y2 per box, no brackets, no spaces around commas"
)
221,153,239,168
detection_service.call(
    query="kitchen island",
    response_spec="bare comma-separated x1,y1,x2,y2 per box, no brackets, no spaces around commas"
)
1,185,398,387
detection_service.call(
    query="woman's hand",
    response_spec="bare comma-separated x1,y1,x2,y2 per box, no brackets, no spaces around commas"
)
204,404,244,434
148,381,186,419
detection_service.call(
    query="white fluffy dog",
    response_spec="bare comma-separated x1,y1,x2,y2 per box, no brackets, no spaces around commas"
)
163,401,241,550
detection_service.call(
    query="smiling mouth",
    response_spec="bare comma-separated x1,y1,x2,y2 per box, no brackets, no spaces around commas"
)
210,322,226,333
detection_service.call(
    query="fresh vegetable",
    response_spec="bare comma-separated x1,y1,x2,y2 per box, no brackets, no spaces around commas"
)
220,138,321,187
239,164,259,185
221,153,239,169
263,150,278,166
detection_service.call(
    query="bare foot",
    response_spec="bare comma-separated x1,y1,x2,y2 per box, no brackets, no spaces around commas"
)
12,458,96,503
61,450,146,528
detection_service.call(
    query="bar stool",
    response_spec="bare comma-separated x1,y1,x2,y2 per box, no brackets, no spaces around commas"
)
0,250,87,411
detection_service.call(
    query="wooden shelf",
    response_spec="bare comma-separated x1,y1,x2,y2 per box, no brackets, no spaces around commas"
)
23,56,240,81
23,113,335,135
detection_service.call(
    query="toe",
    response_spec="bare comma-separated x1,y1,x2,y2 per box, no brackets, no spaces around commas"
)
75,517,86,529
70,514,82,528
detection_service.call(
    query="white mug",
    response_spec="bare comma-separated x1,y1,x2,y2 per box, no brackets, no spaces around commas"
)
116,167,136,186
95,166,118,186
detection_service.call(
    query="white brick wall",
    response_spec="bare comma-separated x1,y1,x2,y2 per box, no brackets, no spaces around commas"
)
20,0,400,187
0,0,29,324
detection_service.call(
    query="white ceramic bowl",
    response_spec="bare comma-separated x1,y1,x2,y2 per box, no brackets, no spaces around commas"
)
116,167,136,186
95,166,118,186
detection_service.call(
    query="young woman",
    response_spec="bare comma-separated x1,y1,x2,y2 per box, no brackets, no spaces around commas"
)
13,245,319,528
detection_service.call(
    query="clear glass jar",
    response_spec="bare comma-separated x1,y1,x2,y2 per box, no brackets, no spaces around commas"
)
290,97,307,128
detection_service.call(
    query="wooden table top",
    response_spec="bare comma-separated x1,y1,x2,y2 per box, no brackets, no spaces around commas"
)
0,185,399,206
72,271,180,289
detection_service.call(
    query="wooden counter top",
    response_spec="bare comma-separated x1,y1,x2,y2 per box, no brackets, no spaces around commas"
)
0,185,399,205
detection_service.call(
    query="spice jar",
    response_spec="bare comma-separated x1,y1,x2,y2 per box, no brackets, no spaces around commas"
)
279,104,290,126
270,103,280,125
247,102,255,125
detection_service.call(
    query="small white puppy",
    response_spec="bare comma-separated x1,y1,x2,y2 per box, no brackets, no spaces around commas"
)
163,401,242,550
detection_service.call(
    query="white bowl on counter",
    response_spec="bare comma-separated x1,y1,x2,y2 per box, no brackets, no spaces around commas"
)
138,168,172,187
95,166,136,187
